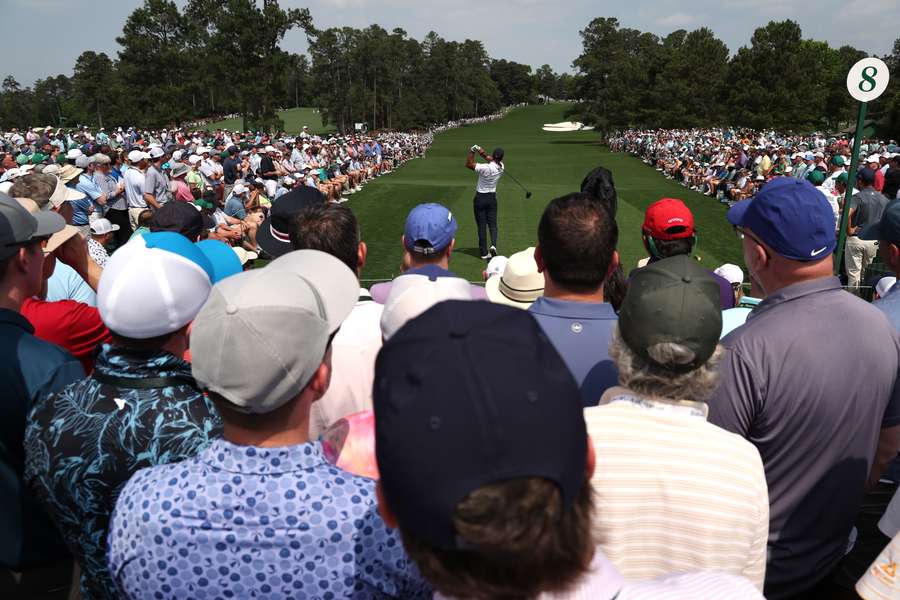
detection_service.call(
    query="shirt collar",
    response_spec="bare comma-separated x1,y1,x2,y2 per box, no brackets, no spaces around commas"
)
201,438,329,475
599,386,709,419
749,276,841,322
95,344,193,380
529,296,617,319
406,264,455,280
0,307,35,333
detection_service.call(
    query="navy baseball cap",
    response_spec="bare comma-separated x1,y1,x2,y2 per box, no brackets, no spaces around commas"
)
403,203,458,254
727,177,836,261
857,167,877,184
860,200,900,244
374,301,587,550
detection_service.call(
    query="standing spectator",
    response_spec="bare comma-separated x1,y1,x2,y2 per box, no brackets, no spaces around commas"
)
846,167,888,288
863,201,900,329
289,203,385,438
107,250,431,599
374,300,763,599
369,203,488,302
24,232,227,600
528,193,620,406
587,255,768,589
92,153,130,247
711,177,900,599
639,198,736,308
0,193,83,598
883,154,900,200
143,146,170,208
74,155,106,232
124,150,148,230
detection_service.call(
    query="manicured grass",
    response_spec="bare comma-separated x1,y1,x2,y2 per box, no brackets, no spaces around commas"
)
207,107,335,134
345,103,743,283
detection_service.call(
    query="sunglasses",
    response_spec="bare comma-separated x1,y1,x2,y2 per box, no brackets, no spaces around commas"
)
734,226,769,258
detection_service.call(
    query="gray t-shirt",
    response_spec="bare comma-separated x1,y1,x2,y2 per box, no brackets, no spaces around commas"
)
850,188,888,229
709,276,900,599
144,165,171,205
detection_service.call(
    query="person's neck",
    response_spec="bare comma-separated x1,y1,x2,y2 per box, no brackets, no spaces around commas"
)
543,277,605,303
0,284,26,312
223,406,311,448
410,258,450,271
758,265,833,296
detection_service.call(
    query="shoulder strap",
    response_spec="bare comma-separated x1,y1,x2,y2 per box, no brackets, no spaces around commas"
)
92,370,197,390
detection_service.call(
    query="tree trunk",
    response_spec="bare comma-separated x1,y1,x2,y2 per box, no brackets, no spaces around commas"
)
97,95,103,129
373,73,377,131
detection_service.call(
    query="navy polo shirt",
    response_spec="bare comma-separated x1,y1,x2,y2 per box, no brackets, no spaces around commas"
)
528,297,618,407
0,308,83,569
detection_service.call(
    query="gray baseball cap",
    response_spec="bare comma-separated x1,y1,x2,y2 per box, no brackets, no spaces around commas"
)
190,249,358,414
0,192,66,260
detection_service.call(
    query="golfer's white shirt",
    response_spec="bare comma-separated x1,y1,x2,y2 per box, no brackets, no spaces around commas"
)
474,161,503,193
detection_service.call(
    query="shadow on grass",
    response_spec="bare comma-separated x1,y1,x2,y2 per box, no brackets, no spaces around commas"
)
547,140,604,146
457,246,489,259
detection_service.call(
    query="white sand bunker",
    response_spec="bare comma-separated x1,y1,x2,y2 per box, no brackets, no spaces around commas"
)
542,121,595,132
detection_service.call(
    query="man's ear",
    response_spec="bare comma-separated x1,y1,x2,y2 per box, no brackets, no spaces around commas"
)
447,238,455,257
606,251,620,280
307,356,332,400
534,245,544,273
357,241,367,275
376,480,399,529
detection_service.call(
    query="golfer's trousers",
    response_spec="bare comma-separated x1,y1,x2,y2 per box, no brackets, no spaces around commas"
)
473,191,498,256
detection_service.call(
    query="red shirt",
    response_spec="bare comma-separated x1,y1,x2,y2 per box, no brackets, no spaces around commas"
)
875,168,885,193
21,297,111,374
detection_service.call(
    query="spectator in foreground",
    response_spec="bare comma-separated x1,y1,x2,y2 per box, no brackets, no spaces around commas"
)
639,198,735,309
370,203,487,302
587,255,768,590
529,193,619,406
711,177,900,599
0,193,83,598
289,203,384,439
108,250,431,598
485,247,543,308
257,185,326,258
381,273,472,340
24,233,229,599
373,300,764,599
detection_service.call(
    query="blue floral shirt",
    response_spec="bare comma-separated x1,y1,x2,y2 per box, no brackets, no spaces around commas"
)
24,344,222,599
108,439,431,599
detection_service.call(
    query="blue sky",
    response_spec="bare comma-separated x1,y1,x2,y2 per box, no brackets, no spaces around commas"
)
2,0,897,86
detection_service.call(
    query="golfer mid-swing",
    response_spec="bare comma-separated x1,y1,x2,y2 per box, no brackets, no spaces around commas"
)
466,145,504,259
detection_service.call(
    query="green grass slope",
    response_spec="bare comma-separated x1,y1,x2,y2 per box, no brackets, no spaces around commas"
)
345,103,742,283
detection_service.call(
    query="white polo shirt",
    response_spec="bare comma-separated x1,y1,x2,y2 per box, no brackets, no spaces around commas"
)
124,167,146,208
474,161,503,193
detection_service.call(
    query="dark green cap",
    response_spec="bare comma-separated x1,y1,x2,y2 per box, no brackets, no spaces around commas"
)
806,169,825,186
831,155,846,166
619,255,722,373
835,172,849,185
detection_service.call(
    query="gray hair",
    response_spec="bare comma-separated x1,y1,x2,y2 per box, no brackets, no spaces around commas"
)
608,326,722,402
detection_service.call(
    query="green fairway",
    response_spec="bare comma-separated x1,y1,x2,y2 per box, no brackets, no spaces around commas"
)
207,107,335,134
344,103,744,283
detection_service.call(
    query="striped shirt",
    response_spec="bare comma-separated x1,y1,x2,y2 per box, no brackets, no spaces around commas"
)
435,546,763,600
585,387,769,590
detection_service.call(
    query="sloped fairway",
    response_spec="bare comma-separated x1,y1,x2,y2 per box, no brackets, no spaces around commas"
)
206,107,335,134
344,103,743,282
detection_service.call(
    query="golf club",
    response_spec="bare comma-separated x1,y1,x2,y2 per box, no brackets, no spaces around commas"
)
505,170,532,199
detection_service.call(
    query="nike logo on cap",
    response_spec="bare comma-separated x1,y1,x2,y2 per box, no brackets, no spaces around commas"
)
810,246,827,257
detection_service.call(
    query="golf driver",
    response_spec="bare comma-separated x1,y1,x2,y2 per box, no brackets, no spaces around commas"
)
504,170,532,199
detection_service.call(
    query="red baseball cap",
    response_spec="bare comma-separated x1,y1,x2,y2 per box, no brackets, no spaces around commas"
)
643,198,695,240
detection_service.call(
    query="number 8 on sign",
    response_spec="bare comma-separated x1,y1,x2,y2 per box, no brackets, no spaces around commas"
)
847,57,890,103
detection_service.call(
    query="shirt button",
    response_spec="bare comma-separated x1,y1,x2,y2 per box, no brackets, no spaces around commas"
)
571,322,583,334
226,304,238,315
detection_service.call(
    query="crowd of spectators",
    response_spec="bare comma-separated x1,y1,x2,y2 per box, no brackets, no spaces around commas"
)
4,114,900,600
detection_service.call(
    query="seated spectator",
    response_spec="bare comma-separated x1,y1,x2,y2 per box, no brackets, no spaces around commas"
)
24,233,231,599
107,250,431,598
0,193,83,598
875,276,897,301
128,208,152,239
712,177,900,599
485,247,543,308
370,203,488,302
529,193,619,406
586,255,768,589
373,300,764,599
289,203,384,439
638,198,735,309
88,218,119,268
482,254,507,281
714,262,745,305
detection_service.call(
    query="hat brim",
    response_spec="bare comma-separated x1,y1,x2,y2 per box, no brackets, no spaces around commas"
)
266,249,359,332
256,218,293,259
726,199,752,227
33,210,66,238
46,224,79,253
484,275,535,309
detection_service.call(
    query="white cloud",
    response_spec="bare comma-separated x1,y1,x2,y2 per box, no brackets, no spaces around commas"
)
655,13,698,28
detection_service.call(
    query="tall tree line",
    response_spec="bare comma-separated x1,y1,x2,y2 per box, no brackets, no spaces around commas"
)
0,0,552,132
568,17,900,138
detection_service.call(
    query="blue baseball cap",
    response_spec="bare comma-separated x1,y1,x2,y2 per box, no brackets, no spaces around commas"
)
196,239,243,282
403,203,458,255
727,177,836,261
